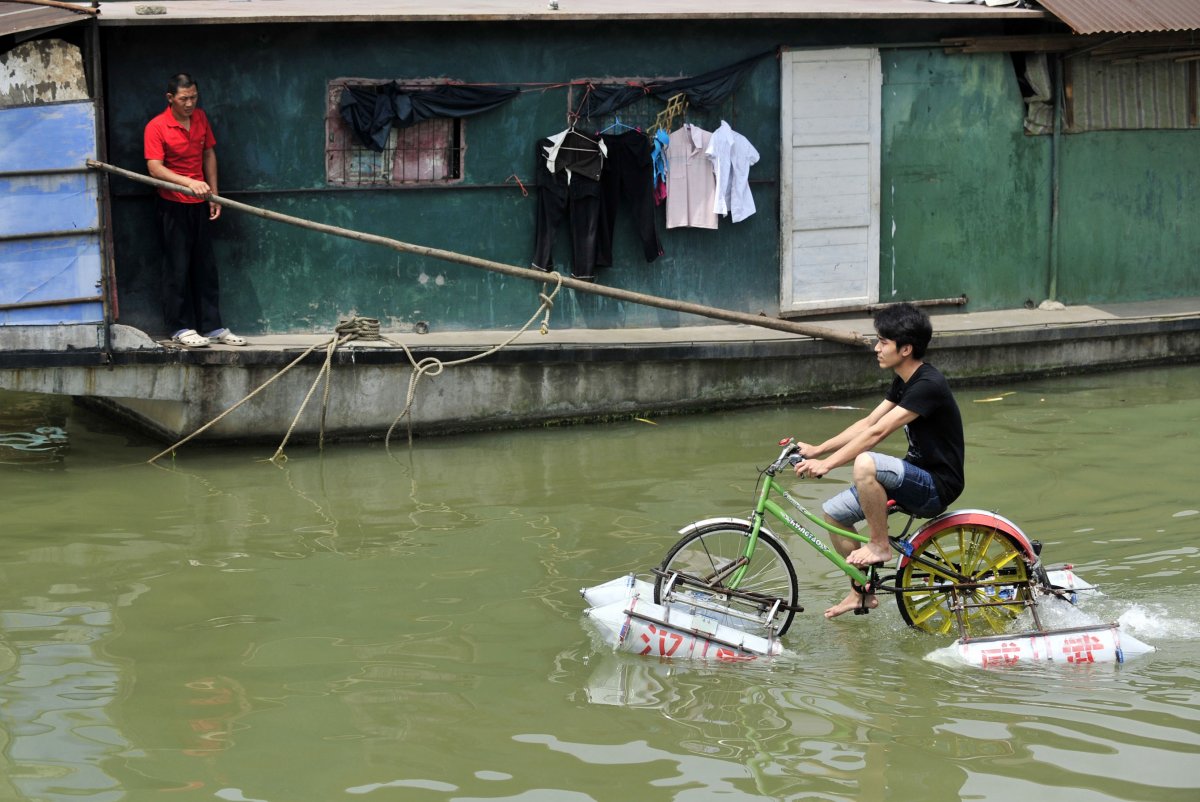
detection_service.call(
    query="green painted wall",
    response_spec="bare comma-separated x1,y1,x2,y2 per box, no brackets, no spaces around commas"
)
1057,130,1200,303
100,22,1198,335
103,22,787,335
880,49,1051,310
880,49,1200,311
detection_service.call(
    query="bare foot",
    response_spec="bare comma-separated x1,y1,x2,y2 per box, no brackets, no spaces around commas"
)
846,543,891,566
824,589,878,619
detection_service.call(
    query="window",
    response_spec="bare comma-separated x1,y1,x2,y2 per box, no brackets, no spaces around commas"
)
1065,55,1199,133
1018,48,1200,135
325,79,464,187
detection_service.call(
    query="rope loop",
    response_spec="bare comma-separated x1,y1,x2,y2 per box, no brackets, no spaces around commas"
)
335,316,381,340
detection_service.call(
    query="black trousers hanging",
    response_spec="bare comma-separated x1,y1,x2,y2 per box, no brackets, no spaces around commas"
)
157,197,223,335
531,138,602,279
596,130,663,268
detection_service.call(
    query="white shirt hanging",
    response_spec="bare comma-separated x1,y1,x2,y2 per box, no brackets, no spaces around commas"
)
706,120,760,223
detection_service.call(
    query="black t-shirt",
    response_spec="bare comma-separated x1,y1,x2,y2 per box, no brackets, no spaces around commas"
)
885,363,965,505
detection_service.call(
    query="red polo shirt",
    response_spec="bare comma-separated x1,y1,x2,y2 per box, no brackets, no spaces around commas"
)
144,106,216,203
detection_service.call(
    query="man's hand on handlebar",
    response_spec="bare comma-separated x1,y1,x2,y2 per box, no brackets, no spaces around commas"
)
794,457,832,480
787,440,831,479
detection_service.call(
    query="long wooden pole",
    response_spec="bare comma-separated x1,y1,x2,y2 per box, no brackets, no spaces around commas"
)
88,160,868,348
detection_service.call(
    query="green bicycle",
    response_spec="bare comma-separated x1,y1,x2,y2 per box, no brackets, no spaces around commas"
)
653,438,1047,638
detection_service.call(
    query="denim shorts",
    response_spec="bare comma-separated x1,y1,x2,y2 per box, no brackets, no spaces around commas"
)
821,452,943,526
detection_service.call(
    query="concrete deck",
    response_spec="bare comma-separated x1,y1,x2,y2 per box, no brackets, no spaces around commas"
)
1,297,1198,444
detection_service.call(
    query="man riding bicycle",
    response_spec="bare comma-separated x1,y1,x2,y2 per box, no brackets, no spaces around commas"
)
792,302,965,619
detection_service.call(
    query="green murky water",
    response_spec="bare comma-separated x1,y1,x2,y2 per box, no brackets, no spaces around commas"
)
1,365,1198,801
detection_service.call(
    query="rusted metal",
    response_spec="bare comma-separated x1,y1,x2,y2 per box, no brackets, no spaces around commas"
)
1038,0,1200,35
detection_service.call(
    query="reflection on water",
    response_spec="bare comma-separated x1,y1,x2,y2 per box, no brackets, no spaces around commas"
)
0,365,1199,800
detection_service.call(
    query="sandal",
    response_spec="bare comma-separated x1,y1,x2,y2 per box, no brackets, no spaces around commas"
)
172,329,210,348
206,328,247,346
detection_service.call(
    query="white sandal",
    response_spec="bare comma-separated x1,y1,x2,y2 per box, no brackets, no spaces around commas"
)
206,328,247,346
172,329,210,347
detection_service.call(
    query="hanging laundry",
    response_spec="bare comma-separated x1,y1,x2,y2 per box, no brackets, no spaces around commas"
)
650,128,670,206
544,128,606,183
531,133,604,280
665,124,718,230
706,120,760,223
597,130,663,268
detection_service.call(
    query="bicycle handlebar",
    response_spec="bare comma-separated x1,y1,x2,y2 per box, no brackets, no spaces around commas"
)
769,438,804,474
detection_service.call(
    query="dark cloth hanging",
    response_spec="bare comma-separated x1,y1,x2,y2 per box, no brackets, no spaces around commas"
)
339,83,521,151
596,131,662,268
531,137,603,280
580,50,772,119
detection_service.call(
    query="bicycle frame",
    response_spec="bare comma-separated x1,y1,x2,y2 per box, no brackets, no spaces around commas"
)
715,441,878,593
730,464,875,590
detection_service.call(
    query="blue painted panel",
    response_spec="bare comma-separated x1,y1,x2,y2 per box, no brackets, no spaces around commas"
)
0,173,99,237
0,101,97,172
0,301,103,326
0,238,103,324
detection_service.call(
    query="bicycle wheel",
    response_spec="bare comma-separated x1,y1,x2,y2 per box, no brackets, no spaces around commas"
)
654,521,799,636
895,519,1032,637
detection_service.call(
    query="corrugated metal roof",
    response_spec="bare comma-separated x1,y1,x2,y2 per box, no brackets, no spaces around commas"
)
1038,0,1200,34
0,1,93,37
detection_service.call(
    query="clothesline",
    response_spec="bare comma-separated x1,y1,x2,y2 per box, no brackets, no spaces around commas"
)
338,49,776,150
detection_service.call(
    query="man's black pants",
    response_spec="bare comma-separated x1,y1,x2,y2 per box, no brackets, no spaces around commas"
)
157,197,222,335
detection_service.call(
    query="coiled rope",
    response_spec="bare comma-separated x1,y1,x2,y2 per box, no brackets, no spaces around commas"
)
145,276,560,465
146,315,384,464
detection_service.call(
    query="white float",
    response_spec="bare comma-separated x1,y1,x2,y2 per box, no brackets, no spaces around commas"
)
581,575,784,661
949,621,1155,667
581,567,1154,666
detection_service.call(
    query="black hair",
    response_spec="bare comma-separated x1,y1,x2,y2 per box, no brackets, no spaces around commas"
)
166,73,197,95
873,302,933,359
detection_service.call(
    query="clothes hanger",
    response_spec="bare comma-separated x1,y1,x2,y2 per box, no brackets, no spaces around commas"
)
597,116,636,135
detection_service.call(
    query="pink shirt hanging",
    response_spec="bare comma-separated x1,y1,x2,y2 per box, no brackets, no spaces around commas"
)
665,124,718,230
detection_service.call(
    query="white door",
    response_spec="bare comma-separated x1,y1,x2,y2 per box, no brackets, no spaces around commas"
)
779,48,880,314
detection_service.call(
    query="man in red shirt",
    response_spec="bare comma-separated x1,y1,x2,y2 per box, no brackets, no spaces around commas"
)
144,73,245,347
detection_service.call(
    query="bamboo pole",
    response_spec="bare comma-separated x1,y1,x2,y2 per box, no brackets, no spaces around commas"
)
88,160,869,348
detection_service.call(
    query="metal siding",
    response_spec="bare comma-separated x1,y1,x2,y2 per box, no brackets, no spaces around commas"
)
1056,131,1200,303
1067,57,1196,131
0,174,99,237
0,102,103,325
0,101,97,171
0,239,104,324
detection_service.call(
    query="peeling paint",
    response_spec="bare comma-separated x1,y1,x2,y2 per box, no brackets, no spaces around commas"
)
0,39,88,109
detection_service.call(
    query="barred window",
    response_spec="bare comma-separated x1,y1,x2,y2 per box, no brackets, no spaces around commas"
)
326,79,464,187
1020,50,1200,135
1065,56,1200,133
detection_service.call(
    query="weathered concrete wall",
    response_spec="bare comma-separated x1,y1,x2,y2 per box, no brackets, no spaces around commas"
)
3,313,1198,444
